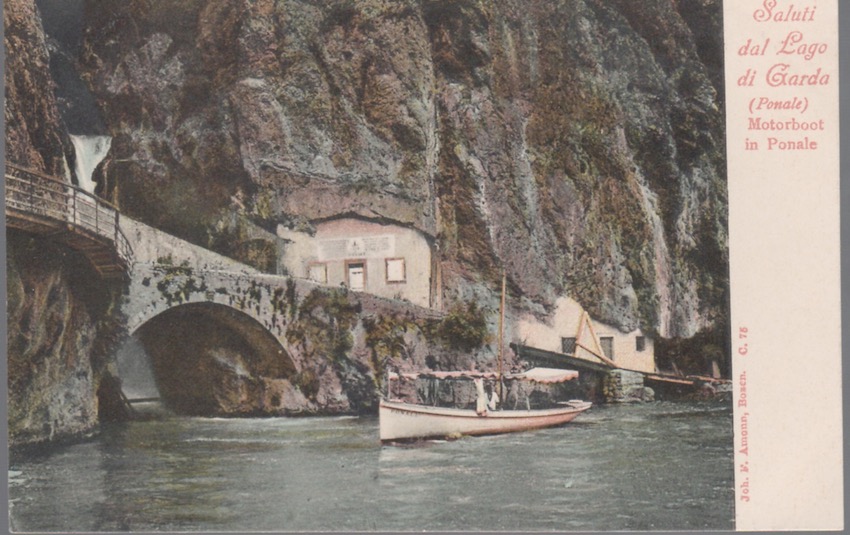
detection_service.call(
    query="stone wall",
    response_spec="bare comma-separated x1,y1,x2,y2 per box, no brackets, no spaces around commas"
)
602,369,655,403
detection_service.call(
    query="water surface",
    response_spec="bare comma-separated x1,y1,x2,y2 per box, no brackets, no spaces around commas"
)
9,401,734,532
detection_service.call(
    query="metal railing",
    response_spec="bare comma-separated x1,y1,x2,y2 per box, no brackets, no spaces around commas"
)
5,163,133,269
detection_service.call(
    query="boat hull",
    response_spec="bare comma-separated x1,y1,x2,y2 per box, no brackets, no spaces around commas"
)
379,399,592,442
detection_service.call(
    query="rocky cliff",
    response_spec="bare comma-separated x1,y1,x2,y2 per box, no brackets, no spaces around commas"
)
5,0,129,447
7,234,125,447
5,0,71,173
76,0,727,340
6,0,729,439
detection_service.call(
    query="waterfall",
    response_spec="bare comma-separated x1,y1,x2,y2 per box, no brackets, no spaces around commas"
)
115,336,160,401
635,176,674,338
70,134,111,194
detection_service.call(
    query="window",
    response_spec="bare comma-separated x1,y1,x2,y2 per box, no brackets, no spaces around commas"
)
561,337,577,355
346,261,366,291
308,262,327,284
600,337,614,360
636,336,646,352
386,258,406,283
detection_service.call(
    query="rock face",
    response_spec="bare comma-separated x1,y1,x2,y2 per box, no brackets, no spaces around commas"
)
4,0,72,174
76,0,727,339
7,234,125,447
5,0,129,447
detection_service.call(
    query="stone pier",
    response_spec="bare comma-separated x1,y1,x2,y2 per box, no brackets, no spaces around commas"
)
602,369,655,403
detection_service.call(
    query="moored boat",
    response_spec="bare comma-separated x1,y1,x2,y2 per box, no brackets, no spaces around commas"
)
379,368,592,442
380,272,592,443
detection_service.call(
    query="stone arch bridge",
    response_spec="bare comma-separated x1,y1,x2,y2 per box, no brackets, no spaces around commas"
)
119,217,448,416
4,164,455,417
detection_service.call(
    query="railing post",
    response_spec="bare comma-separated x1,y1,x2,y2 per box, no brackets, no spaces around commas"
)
28,172,34,212
72,188,77,226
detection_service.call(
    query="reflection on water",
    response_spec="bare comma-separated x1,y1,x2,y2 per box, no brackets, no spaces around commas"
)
9,402,734,532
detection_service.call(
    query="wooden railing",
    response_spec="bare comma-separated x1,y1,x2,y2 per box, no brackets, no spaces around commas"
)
5,163,133,273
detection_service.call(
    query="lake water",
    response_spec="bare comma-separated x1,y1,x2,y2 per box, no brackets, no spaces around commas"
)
9,401,734,532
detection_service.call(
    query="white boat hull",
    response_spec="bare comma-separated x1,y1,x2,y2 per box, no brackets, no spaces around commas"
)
379,399,592,442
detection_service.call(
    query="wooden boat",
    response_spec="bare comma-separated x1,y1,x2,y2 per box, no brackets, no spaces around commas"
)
379,368,592,442
380,272,591,442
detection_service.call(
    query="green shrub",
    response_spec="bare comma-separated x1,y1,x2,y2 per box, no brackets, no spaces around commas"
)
436,301,488,352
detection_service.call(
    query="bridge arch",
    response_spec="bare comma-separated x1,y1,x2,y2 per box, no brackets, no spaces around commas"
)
123,302,297,415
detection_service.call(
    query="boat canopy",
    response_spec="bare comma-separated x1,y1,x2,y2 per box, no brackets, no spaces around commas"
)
510,367,580,383
388,367,579,383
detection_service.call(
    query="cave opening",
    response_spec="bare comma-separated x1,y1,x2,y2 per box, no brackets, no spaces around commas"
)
123,303,296,416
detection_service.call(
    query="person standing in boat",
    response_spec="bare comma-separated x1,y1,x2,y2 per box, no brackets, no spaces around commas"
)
474,378,488,415
486,382,499,411
474,379,499,415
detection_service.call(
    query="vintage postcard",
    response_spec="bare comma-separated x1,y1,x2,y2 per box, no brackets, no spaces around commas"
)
3,0,843,532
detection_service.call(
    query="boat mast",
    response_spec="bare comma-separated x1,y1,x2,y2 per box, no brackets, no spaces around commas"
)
498,270,506,404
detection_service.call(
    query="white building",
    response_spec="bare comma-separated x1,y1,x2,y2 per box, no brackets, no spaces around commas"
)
277,216,437,308
516,296,656,373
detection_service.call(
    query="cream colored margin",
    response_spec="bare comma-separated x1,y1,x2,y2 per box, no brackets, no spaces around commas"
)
725,0,843,530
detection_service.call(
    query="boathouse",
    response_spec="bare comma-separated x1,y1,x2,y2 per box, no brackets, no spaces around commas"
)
516,297,656,374
277,215,436,308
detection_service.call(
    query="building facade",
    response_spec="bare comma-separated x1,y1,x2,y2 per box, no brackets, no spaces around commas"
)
516,296,656,373
277,216,435,308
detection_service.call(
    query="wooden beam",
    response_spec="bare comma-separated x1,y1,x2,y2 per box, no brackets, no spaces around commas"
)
575,341,617,368
581,312,608,362
645,374,695,386
511,343,611,373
